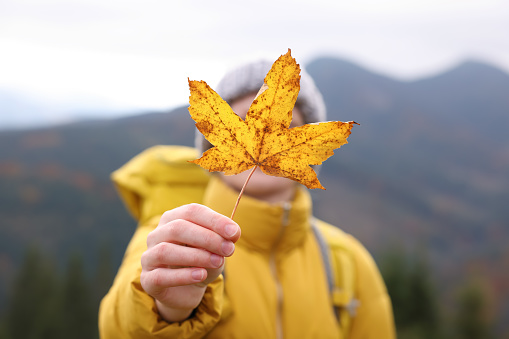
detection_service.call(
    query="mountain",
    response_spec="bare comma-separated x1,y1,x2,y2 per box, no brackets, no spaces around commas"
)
307,58,509,332
307,57,509,228
0,89,138,130
309,57,509,248
0,57,508,333
0,90,57,129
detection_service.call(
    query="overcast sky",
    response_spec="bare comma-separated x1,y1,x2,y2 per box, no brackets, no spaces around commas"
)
1,0,508,126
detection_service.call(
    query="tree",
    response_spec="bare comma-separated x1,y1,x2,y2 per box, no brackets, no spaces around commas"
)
455,281,493,339
404,252,442,338
380,246,443,339
93,241,115,309
60,252,97,339
379,245,410,327
5,246,60,339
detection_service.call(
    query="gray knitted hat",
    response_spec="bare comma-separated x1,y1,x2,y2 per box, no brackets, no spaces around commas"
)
194,59,327,154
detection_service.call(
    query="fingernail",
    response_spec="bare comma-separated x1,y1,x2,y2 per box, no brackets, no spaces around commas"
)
210,254,224,268
191,269,204,281
221,241,235,256
225,224,238,237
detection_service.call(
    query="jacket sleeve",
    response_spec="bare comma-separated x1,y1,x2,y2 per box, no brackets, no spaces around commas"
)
98,145,221,338
98,216,224,339
348,235,396,339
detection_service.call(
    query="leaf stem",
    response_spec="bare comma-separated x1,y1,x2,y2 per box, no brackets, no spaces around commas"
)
230,165,258,219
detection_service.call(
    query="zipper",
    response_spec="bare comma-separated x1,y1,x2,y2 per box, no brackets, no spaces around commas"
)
270,202,291,339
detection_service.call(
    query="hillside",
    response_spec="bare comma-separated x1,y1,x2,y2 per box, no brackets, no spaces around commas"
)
1,57,508,333
307,58,509,332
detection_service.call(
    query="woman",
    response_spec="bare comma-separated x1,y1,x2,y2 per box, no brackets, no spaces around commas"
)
99,60,395,338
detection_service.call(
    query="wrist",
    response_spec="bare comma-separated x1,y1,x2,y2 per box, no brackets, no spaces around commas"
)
155,284,208,323
156,299,195,323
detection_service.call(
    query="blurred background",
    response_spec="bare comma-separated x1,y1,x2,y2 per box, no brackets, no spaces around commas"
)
1,0,508,338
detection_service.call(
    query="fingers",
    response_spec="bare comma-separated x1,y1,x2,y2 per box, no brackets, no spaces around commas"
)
141,242,224,269
141,203,240,294
158,204,241,242
147,218,236,257
141,267,208,289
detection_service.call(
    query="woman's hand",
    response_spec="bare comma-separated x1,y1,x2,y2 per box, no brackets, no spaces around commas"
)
140,203,241,322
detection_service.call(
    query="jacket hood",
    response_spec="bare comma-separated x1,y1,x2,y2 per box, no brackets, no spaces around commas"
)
111,145,210,225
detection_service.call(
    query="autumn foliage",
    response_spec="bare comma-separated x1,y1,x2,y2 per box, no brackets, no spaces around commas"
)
188,49,357,190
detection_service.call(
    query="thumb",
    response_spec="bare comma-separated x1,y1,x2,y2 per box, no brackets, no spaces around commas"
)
196,262,225,287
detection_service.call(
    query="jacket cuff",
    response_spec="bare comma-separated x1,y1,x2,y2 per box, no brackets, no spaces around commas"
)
141,276,224,338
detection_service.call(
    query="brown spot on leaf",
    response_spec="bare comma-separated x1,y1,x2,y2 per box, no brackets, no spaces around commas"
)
187,49,356,189
196,120,214,134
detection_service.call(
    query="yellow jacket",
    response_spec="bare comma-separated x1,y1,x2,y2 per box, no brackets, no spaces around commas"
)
99,146,395,339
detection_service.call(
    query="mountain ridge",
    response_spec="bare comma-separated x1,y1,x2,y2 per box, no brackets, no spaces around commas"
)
1,56,507,332
1,57,507,131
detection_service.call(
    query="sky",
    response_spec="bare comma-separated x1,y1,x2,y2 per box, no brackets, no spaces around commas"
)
1,0,509,128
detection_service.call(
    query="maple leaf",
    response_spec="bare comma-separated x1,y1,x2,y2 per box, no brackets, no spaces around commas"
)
188,49,357,191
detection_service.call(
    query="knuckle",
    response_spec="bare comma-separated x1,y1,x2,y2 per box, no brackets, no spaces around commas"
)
182,203,202,219
165,222,177,238
160,210,174,224
140,270,152,290
166,220,184,239
140,272,147,289
150,269,164,287
187,202,202,210
152,242,170,263
140,251,149,267
146,229,157,246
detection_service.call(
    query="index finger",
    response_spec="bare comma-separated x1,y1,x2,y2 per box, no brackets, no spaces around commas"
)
159,203,241,242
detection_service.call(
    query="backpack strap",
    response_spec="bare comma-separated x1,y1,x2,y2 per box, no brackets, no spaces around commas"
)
311,218,359,337
310,219,337,317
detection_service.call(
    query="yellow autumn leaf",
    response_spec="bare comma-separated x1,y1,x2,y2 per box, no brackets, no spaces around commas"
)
188,49,357,190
